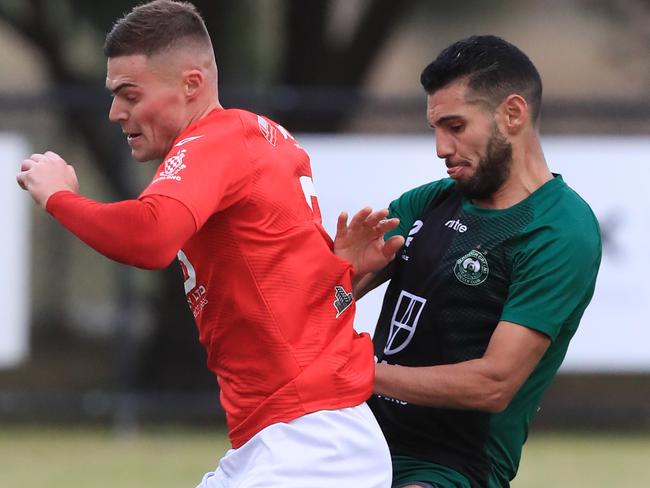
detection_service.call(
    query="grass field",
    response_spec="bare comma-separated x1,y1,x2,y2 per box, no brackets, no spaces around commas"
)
1,425,649,487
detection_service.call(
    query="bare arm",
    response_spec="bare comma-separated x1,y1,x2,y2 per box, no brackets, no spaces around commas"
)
352,261,394,299
374,321,551,412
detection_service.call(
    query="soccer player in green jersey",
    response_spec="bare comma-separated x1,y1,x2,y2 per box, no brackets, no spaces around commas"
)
351,35,602,487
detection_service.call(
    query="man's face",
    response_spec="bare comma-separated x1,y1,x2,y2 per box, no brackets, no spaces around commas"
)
106,54,187,162
427,81,512,200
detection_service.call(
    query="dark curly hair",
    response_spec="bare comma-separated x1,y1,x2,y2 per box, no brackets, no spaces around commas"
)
421,35,543,123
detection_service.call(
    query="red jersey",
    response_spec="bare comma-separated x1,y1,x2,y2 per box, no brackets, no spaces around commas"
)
141,109,374,447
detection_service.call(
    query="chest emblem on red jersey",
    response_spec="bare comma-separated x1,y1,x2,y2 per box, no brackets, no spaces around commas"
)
257,116,277,146
333,285,354,318
154,149,187,183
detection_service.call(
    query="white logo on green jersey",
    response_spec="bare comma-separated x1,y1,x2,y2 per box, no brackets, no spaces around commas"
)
454,249,489,286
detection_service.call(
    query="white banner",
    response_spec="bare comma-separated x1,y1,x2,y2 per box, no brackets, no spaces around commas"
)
302,134,650,372
0,134,30,368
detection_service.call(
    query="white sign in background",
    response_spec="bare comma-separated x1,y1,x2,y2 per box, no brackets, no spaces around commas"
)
302,135,650,372
0,134,30,368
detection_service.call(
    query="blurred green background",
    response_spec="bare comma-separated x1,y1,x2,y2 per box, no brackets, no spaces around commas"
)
1,427,650,487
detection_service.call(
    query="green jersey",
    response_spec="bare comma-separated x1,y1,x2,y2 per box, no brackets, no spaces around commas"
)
368,175,601,487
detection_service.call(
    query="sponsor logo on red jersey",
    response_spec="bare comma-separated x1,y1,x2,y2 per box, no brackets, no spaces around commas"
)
333,285,353,317
175,135,204,147
153,149,187,183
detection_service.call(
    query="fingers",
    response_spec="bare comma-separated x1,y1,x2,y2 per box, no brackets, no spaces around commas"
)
348,206,373,229
18,155,39,189
383,235,406,259
24,152,66,166
334,212,348,240
19,151,70,176
344,207,398,237
16,150,77,203
363,208,389,228
21,154,43,171
336,211,349,238
44,150,66,164
16,172,28,190
373,217,399,235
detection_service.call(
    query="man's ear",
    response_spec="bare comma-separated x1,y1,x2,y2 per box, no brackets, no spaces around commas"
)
184,69,204,99
501,94,529,134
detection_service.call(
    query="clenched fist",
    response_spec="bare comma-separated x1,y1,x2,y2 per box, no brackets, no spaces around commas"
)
17,151,79,208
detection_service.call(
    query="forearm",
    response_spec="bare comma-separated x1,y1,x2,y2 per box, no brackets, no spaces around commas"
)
46,191,195,269
352,272,375,298
374,359,511,412
353,263,392,299
374,321,551,412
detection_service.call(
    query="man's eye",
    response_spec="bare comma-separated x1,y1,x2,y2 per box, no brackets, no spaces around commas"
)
450,125,463,133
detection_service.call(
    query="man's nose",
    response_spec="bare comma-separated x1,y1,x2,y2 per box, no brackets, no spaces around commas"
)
108,98,127,123
436,133,455,160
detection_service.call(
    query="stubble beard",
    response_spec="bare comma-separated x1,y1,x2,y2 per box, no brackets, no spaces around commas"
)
456,123,513,201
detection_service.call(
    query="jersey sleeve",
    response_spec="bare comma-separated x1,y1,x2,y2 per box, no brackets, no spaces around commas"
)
500,216,602,341
141,114,253,229
386,179,455,239
46,191,196,269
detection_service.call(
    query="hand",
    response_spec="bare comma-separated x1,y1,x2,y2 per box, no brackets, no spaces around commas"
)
334,207,405,277
17,151,79,208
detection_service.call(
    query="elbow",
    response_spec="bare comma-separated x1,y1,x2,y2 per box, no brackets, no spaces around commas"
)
137,259,173,271
480,379,516,413
134,249,178,270
119,239,178,270
483,394,511,413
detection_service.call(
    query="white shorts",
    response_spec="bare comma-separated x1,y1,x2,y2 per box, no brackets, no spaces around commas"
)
196,402,391,488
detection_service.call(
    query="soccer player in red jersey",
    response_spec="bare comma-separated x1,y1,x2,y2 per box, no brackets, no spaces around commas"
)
16,1,403,486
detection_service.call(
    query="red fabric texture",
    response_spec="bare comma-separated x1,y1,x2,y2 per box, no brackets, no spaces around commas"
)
48,108,374,448
46,191,195,269
143,109,374,448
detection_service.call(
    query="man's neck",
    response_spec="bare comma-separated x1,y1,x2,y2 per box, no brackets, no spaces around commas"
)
474,136,552,209
187,98,223,127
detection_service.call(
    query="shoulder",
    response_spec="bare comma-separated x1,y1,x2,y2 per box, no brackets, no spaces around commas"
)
387,179,457,238
224,110,302,151
532,176,600,246
171,109,246,150
162,110,254,172
516,176,601,267
390,178,456,214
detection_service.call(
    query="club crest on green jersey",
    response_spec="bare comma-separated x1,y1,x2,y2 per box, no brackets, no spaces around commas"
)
454,249,489,286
